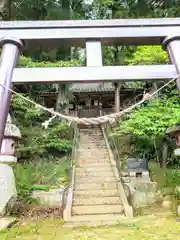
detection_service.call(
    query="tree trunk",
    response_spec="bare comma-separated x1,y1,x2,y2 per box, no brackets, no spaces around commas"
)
0,0,11,20
61,0,70,20
56,0,71,112
55,86,62,112
161,142,168,169
57,0,71,60
152,83,159,99
8,0,11,20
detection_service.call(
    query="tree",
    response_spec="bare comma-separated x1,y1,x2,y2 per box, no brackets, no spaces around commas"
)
0,0,11,20
112,45,177,167
93,0,180,18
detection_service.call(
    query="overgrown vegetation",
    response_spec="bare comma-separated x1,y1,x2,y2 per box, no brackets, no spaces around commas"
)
113,45,180,167
10,93,73,205
150,163,180,190
14,157,69,203
11,95,72,159
114,92,180,164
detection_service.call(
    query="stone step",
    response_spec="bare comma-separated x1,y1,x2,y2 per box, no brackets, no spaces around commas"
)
79,137,104,140
74,189,120,197
72,205,124,215
75,176,117,183
78,152,107,155
75,182,118,190
78,152,109,158
77,161,110,165
80,138,104,140
78,149,108,152
76,167,112,173
80,128,101,130
80,141,104,143
75,163,111,168
76,171,115,177
80,142,105,143
79,142,105,143
78,148,107,151
64,218,124,227
78,151,109,155
80,134,103,136
80,132,102,134
66,214,125,224
77,153,109,159
79,145,106,148
80,141,105,143
80,138,103,140
76,159,110,164
77,156,109,160
80,131,102,134
80,129,101,131
80,137,103,139
73,196,122,206
79,148,106,150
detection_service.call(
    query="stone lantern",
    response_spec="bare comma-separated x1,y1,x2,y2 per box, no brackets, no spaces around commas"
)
0,114,21,216
166,125,180,156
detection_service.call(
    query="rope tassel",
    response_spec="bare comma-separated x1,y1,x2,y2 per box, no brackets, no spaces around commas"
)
42,115,57,129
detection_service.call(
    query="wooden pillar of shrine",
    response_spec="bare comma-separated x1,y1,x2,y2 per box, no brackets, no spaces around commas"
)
114,83,121,113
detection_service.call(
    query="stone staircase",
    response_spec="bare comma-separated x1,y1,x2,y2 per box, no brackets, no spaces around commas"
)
64,125,132,226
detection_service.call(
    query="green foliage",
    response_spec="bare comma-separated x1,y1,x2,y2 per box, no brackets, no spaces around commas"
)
126,46,168,65
114,45,176,162
123,46,168,88
165,169,180,188
11,94,72,159
14,157,69,200
16,56,80,108
18,56,80,68
93,0,180,19
116,94,180,138
12,0,90,21
113,89,180,163
10,56,77,205
150,163,180,190
10,63,74,206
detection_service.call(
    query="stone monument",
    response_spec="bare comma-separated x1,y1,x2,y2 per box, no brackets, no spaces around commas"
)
122,157,161,208
122,157,150,181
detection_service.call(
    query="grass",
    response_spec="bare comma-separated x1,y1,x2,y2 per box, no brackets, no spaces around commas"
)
149,162,180,191
13,156,70,204
0,213,180,240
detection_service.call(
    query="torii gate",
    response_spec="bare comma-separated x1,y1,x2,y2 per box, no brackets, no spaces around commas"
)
1,18,180,150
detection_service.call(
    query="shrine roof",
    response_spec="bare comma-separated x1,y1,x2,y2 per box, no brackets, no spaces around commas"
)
71,83,115,93
39,83,143,95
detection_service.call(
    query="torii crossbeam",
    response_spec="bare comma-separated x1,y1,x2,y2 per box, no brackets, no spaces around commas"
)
1,18,180,148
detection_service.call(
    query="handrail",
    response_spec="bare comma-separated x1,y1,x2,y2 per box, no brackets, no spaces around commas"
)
103,122,122,176
63,122,79,221
102,121,133,218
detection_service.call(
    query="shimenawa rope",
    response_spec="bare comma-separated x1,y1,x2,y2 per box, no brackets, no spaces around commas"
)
0,74,179,126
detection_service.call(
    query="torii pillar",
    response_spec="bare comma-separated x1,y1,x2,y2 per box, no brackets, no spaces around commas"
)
163,36,180,95
0,37,23,150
